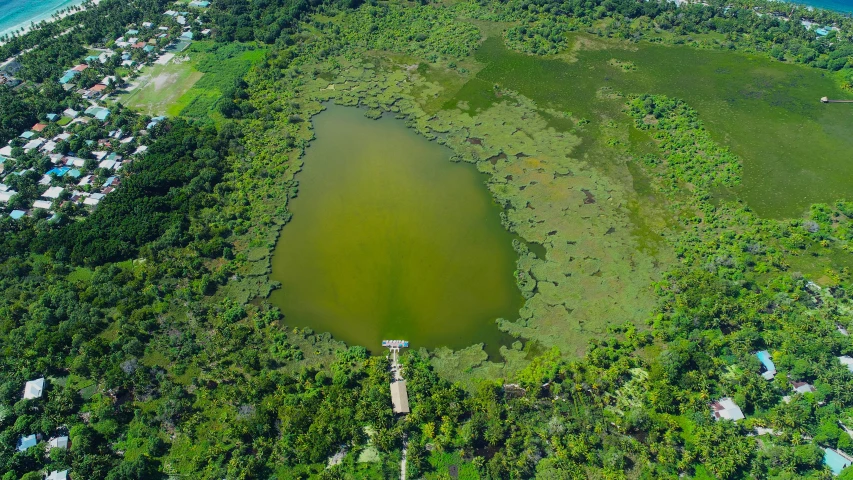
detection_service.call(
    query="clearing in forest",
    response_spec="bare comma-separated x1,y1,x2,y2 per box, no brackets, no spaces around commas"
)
119,56,203,116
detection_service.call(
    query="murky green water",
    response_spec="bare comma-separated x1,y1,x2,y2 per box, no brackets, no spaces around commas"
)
268,105,523,351
449,34,853,218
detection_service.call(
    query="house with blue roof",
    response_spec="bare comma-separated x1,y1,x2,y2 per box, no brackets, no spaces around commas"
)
47,167,71,177
59,70,79,85
756,351,776,380
825,448,853,475
144,45,156,53
9,210,25,220
180,31,194,40
17,434,37,451
19,131,34,139
147,116,167,129
84,106,111,121
46,113,59,121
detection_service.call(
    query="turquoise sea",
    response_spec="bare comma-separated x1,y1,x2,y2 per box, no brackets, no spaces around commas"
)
788,0,853,13
0,0,85,39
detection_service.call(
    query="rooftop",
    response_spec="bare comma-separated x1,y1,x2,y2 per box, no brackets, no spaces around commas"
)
825,448,853,475
390,380,410,414
712,397,744,421
23,377,45,399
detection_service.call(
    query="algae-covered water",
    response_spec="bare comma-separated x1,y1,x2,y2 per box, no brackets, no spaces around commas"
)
268,105,523,351
450,34,853,218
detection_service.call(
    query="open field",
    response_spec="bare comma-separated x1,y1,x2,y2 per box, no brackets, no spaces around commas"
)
119,56,203,116
172,43,266,120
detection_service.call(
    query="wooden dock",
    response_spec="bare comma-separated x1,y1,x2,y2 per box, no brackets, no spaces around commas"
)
383,340,410,414
821,96,853,103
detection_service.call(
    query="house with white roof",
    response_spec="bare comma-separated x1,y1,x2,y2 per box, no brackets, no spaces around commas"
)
66,157,85,167
45,470,68,480
793,381,816,394
712,397,744,421
23,377,45,399
0,190,16,203
48,436,69,449
42,186,64,199
0,145,12,157
839,356,853,372
33,200,53,210
23,139,44,151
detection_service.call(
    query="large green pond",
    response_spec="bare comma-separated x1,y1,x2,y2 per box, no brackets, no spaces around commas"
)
268,105,523,351
449,34,853,218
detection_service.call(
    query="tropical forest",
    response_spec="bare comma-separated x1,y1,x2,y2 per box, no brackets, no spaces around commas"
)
1,0,853,478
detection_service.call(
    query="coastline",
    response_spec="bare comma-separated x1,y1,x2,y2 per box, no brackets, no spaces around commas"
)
0,0,87,41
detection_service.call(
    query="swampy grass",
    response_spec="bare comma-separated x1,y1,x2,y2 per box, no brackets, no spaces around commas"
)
447,33,853,218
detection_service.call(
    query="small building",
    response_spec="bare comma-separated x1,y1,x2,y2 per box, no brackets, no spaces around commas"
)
32,123,47,132
756,351,776,380
71,64,88,72
9,210,25,220
17,434,38,451
19,131,34,139
189,0,210,6
126,29,139,36
143,45,156,53
47,167,70,177
84,106,111,121
793,381,816,394
711,397,744,421
59,70,79,85
23,378,45,399
63,108,79,119
86,84,107,98
0,145,13,157
825,448,853,476
23,139,44,151
43,186,64,199
66,157,86,168
46,113,59,121
99,159,117,170
45,470,68,480
390,380,409,414
180,31,194,40
48,436,69,450
839,356,853,372
33,200,53,210
2,190,19,203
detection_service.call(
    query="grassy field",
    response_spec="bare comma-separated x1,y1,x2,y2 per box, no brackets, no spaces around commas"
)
118,42,265,121
173,43,266,121
119,57,203,116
